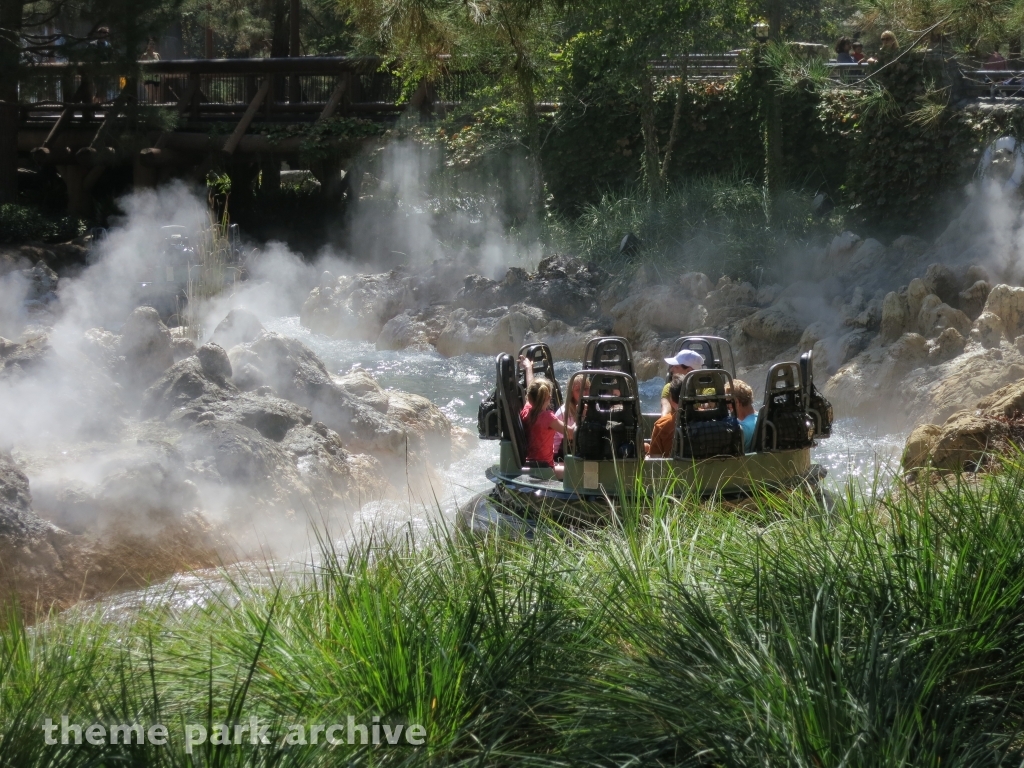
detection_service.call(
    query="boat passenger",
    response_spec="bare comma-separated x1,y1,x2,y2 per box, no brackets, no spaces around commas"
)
647,376,684,458
732,379,758,452
521,377,574,479
553,375,586,461
660,349,703,416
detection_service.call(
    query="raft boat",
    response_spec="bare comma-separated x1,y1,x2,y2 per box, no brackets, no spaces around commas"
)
462,336,834,534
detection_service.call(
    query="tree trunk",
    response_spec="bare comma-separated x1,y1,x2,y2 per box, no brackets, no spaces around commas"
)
270,0,289,103
660,52,689,184
514,54,543,213
0,2,23,204
288,0,301,103
765,0,785,200
639,68,661,201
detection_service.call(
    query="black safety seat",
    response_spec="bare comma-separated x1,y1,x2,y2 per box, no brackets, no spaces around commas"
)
672,335,736,377
517,342,563,409
672,369,744,460
800,350,833,440
583,337,635,379
572,370,641,461
752,362,815,452
495,353,529,468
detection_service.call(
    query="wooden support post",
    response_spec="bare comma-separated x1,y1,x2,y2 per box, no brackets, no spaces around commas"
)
178,73,199,117
315,78,348,123
42,106,74,149
289,0,302,103
223,79,271,156
0,102,17,204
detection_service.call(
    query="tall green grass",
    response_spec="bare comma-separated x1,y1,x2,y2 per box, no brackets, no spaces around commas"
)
5,465,1024,766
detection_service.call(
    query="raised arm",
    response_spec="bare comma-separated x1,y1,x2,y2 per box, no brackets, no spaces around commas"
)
518,355,534,386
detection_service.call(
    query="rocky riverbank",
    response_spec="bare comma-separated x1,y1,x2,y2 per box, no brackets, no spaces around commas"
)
0,298,462,616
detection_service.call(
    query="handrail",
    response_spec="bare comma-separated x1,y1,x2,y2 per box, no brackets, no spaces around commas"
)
19,56,382,76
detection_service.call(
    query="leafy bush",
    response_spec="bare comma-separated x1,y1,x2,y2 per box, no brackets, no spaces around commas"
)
0,204,87,244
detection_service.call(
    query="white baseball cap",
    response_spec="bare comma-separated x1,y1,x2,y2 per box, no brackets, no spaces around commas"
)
664,349,705,369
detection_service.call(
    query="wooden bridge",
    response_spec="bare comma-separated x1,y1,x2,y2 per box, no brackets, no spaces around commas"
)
12,53,1018,215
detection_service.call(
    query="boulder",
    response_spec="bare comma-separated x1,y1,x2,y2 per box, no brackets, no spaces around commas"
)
180,421,317,516
210,308,265,349
845,238,887,275
922,263,960,307
825,231,862,273
982,284,1024,339
609,287,706,339
907,279,929,326
739,306,804,346
930,411,1007,472
927,328,966,365
165,390,313,441
0,451,52,544
435,305,548,357
118,307,174,390
376,311,432,352
976,379,1024,419
141,356,238,420
281,422,387,506
196,342,232,382
824,332,929,418
910,348,1024,425
880,290,910,343
32,441,200,536
970,312,1004,349
917,297,972,339
0,333,51,379
171,337,197,362
901,423,942,471
958,280,990,320
679,272,713,300
704,281,756,311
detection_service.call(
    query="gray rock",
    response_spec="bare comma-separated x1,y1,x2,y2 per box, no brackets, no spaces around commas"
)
166,390,312,441
958,280,991,320
927,328,966,365
197,342,232,382
971,312,1004,349
923,263,960,307
210,308,265,349
141,357,239,420
739,306,804,345
171,336,197,362
880,290,910,344
118,307,174,389
0,451,50,542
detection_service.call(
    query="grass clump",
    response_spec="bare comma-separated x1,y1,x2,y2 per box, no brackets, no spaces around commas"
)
5,467,1024,765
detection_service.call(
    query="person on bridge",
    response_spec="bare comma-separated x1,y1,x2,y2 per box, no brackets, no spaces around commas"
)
851,41,865,63
835,37,855,64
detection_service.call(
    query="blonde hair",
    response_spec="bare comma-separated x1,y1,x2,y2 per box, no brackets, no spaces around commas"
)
881,30,899,49
526,378,552,426
732,379,754,408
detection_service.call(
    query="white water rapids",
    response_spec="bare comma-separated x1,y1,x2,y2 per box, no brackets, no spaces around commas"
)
89,316,908,619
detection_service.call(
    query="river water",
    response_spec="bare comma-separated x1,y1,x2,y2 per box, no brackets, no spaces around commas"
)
88,318,907,619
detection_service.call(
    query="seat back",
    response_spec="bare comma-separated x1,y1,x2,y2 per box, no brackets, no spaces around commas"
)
495,353,528,467
572,370,641,461
672,369,744,459
583,337,635,379
754,362,814,451
800,350,834,440
672,336,736,377
517,342,563,409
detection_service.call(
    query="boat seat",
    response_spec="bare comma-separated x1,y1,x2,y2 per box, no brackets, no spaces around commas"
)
752,362,814,452
572,370,641,461
518,342,563,409
672,335,736,377
672,369,743,460
583,337,635,379
495,353,528,469
800,349,834,439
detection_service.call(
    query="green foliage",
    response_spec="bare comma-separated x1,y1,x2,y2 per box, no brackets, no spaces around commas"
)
0,205,87,244
9,465,1024,763
546,178,846,283
261,117,385,162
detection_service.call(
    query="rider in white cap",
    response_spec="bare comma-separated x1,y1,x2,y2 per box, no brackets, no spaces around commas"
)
660,349,705,416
